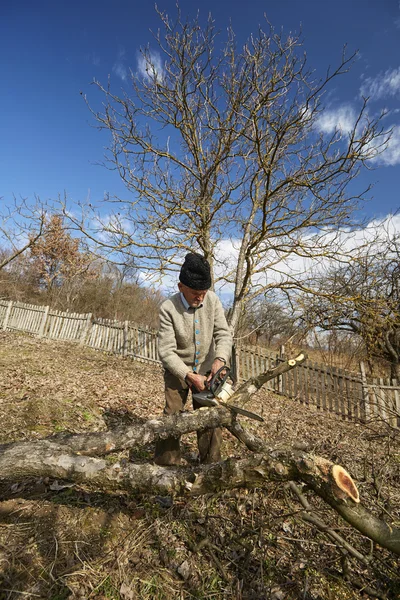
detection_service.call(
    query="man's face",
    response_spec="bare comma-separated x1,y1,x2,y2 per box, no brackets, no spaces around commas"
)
178,282,208,307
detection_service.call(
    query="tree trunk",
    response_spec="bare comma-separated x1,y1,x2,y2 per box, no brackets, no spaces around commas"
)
1,431,399,556
390,360,400,380
1,352,399,557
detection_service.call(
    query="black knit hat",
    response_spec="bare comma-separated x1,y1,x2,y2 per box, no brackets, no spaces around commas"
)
179,253,212,290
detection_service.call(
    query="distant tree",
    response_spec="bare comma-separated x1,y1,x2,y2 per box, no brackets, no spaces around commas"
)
29,215,96,305
299,234,400,378
235,299,298,347
70,7,389,333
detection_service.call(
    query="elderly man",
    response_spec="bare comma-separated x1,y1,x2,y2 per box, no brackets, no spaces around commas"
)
154,252,232,465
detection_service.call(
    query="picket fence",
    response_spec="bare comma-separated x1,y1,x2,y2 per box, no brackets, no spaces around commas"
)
1,299,399,428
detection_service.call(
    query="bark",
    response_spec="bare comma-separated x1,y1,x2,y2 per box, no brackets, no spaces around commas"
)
1,352,399,557
0,232,42,271
2,406,233,457
227,422,400,556
0,354,305,459
1,435,399,556
230,352,307,408
390,360,400,380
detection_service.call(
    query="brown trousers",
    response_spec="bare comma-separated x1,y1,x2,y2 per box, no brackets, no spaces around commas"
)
154,370,222,465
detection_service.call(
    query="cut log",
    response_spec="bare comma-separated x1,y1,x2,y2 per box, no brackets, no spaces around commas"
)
1,351,399,557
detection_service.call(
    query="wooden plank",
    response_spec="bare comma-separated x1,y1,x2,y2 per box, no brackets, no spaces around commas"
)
80,313,92,346
352,376,363,420
72,315,81,340
345,376,352,420
123,321,129,357
276,353,282,394
92,323,99,348
2,300,13,330
338,371,346,419
359,362,370,422
387,379,397,428
38,306,50,338
250,351,255,379
64,315,71,339
303,364,309,405
319,365,327,410
68,314,75,339
393,383,400,428
19,306,28,331
377,377,388,422
297,363,304,403
23,307,31,332
292,361,298,400
311,363,318,407
245,349,250,382
331,366,339,415
369,378,378,418
54,312,63,340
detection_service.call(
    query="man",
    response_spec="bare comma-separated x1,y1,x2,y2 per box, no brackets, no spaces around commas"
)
155,252,232,465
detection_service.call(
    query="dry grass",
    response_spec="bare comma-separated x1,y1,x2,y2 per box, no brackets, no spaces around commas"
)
0,331,399,599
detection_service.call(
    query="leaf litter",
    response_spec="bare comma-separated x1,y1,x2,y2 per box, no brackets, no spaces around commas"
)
0,331,399,599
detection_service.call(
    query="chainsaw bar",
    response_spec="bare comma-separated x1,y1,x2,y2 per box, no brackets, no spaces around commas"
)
194,393,264,422
221,402,264,422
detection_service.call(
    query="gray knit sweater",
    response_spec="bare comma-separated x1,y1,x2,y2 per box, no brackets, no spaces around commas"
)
158,290,232,381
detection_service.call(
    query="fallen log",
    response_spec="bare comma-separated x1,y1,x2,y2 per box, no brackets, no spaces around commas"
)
1,351,399,557
0,353,306,459
0,406,233,458
1,434,399,556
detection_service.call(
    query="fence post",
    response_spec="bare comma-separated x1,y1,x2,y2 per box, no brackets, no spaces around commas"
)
80,313,92,346
277,345,285,393
359,362,370,423
123,321,129,357
2,300,13,330
38,305,50,338
233,343,240,382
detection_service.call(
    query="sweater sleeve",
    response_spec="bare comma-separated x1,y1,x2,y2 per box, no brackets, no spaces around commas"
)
212,296,233,363
158,302,190,381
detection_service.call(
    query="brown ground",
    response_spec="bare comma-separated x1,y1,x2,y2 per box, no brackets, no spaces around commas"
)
0,331,399,600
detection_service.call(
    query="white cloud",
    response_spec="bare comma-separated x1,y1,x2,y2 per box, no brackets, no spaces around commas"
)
315,103,400,166
366,125,400,166
213,214,400,298
112,62,128,82
315,105,357,135
360,67,400,101
375,126,400,166
137,50,164,83
91,214,400,301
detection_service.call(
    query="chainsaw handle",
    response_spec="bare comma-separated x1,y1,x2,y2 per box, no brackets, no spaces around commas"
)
209,365,231,396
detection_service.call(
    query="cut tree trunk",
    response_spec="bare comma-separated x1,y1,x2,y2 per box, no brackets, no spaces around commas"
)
1,352,399,557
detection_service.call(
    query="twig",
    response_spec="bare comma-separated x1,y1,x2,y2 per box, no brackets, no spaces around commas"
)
288,481,371,566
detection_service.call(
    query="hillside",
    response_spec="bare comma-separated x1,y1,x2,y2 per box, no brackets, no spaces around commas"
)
0,331,399,599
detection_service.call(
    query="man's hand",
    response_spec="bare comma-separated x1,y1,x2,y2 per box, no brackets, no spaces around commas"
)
207,358,226,382
186,371,207,391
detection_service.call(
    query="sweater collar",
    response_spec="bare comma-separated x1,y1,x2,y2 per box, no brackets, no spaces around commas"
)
180,292,203,310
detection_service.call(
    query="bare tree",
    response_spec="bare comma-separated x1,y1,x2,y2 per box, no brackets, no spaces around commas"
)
298,232,400,378
233,298,298,346
0,195,47,271
71,8,389,332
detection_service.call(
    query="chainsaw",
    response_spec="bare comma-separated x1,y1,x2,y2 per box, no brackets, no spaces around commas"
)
192,359,264,422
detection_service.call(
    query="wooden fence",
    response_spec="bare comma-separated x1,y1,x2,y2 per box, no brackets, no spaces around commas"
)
1,299,399,428
0,300,159,363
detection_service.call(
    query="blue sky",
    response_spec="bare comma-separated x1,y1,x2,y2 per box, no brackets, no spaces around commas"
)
1,0,400,222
